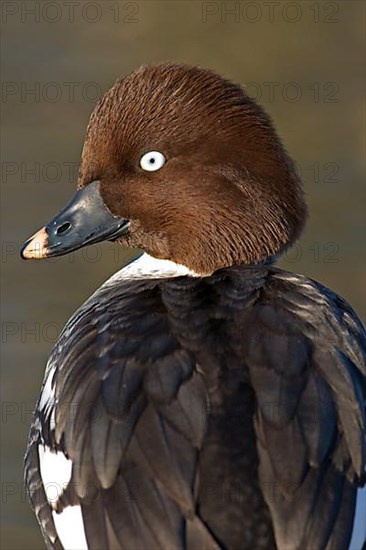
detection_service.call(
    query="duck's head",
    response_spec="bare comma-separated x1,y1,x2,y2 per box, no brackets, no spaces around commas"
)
21,63,307,275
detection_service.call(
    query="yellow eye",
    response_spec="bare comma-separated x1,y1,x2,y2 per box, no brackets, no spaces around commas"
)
140,151,166,172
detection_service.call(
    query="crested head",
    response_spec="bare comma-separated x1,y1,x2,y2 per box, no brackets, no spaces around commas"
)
78,62,307,275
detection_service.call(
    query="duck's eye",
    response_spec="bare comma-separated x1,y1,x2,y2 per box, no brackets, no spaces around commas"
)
140,151,166,172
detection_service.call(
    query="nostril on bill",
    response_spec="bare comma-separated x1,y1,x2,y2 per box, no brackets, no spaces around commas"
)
56,222,72,235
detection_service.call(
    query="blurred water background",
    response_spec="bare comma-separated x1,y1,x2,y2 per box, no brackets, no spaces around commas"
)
1,1,365,548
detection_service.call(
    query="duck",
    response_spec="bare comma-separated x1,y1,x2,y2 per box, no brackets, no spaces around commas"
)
21,63,365,550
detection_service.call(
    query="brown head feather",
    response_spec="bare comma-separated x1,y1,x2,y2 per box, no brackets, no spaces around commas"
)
78,63,307,274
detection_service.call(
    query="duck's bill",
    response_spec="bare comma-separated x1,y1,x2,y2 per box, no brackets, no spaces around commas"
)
20,181,129,260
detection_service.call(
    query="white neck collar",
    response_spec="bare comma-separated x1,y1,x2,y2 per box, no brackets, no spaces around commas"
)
103,252,202,286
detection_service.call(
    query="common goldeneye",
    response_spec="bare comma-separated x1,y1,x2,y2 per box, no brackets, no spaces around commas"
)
21,63,365,550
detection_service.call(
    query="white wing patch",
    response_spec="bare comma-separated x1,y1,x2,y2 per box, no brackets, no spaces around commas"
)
38,445,72,509
52,506,88,550
39,445,88,549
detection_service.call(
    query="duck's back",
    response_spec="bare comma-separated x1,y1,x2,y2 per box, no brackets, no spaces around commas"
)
25,264,366,550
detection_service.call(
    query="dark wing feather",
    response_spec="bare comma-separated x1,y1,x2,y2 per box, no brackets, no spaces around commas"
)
24,424,63,550
245,269,366,549
25,278,219,550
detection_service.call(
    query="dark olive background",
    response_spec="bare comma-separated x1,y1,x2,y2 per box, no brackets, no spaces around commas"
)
1,2,365,549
